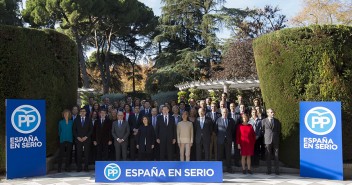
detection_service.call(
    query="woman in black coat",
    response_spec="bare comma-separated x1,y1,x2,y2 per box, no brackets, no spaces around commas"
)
136,116,156,161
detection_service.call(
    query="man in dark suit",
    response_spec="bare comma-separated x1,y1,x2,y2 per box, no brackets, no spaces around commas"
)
215,108,235,173
140,100,152,117
129,106,142,160
156,106,176,161
101,97,110,111
92,110,112,161
229,103,242,166
195,108,213,161
112,111,130,161
73,108,93,172
84,97,94,118
206,102,220,160
150,108,160,160
262,108,281,175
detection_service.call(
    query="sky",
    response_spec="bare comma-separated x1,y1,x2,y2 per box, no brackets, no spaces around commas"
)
139,0,304,39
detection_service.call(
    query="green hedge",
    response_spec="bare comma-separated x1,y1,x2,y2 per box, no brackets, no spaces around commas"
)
253,25,352,167
0,25,78,172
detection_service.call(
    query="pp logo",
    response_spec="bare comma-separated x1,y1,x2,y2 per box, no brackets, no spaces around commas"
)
304,106,336,135
11,105,41,134
104,163,121,181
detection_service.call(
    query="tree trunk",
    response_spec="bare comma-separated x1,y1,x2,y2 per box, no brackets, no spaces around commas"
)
75,37,90,88
132,63,136,94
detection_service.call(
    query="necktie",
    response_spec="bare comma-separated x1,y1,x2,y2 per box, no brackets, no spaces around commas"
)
200,118,204,129
101,119,104,126
136,114,139,121
165,116,168,126
224,119,227,128
212,113,215,121
153,117,156,127
81,117,85,127
232,113,234,119
146,109,149,114
118,121,122,127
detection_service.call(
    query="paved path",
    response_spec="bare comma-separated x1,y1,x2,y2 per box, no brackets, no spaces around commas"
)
1,171,351,185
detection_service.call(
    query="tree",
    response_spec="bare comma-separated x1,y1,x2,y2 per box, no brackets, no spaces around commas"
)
212,6,287,79
291,0,352,26
22,0,103,88
88,0,157,93
222,5,287,39
0,0,22,26
147,0,224,93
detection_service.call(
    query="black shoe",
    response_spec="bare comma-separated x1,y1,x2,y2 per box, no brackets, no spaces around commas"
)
275,172,280,175
84,166,89,172
57,168,62,173
242,170,247,174
76,168,82,172
235,163,241,167
65,167,71,172
266,171,271,175
248,170,253,174
228,168,234,174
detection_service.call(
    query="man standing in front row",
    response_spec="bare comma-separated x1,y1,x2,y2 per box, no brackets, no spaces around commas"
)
73,108,92,172
262,108,281,175
112,111,130,161
156,106,176,161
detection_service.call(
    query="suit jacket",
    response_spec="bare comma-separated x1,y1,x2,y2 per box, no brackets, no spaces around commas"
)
137,124,156,152
130,113,142,134
194,117,213,144
177,121,194,143
111,120,130,142
172,114,182,125
92,118,112,144
140,109,152,118
101,104,109,111
215,117,235,144
262,117,281,146
155,114,176,144
83,104,93,118
72,116,93,141
206,111,220,124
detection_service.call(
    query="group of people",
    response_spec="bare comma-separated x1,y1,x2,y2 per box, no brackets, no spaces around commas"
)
57,93,281,175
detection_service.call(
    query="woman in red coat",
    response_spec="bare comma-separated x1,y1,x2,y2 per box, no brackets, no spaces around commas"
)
237,114,256,174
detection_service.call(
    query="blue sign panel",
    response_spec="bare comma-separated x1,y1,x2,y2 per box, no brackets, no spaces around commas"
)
300,101,343,180
6,99,46,179
96,161,223,183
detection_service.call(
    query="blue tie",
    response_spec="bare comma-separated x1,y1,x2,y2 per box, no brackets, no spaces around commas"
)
81,118,85,127
200,118,204,129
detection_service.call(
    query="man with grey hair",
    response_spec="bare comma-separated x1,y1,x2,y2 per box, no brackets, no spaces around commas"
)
112,111,130,161
262,108,281,175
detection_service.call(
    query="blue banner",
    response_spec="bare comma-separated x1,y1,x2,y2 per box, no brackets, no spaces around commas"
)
6,99,46,179
95,161,223,183
300,101,343,180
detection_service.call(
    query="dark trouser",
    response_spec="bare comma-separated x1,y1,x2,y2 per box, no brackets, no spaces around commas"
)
218,138,232,169
159,141,174,161
252,139,261,165
209,133,217,160
191,142,196,161
90,142,96,163
260,137,265,160
76,140,90,169
266,144,279,173
153,142,160,161
129,136,137,161
139,151,152,161
196,138,210,161
108,144,115,160
96,143,109,161
58,142,73,169
233,141,241,166
114,141,128,161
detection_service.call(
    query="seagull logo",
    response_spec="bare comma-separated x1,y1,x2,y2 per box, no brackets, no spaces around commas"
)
11,105,41,134
304,107,336,135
